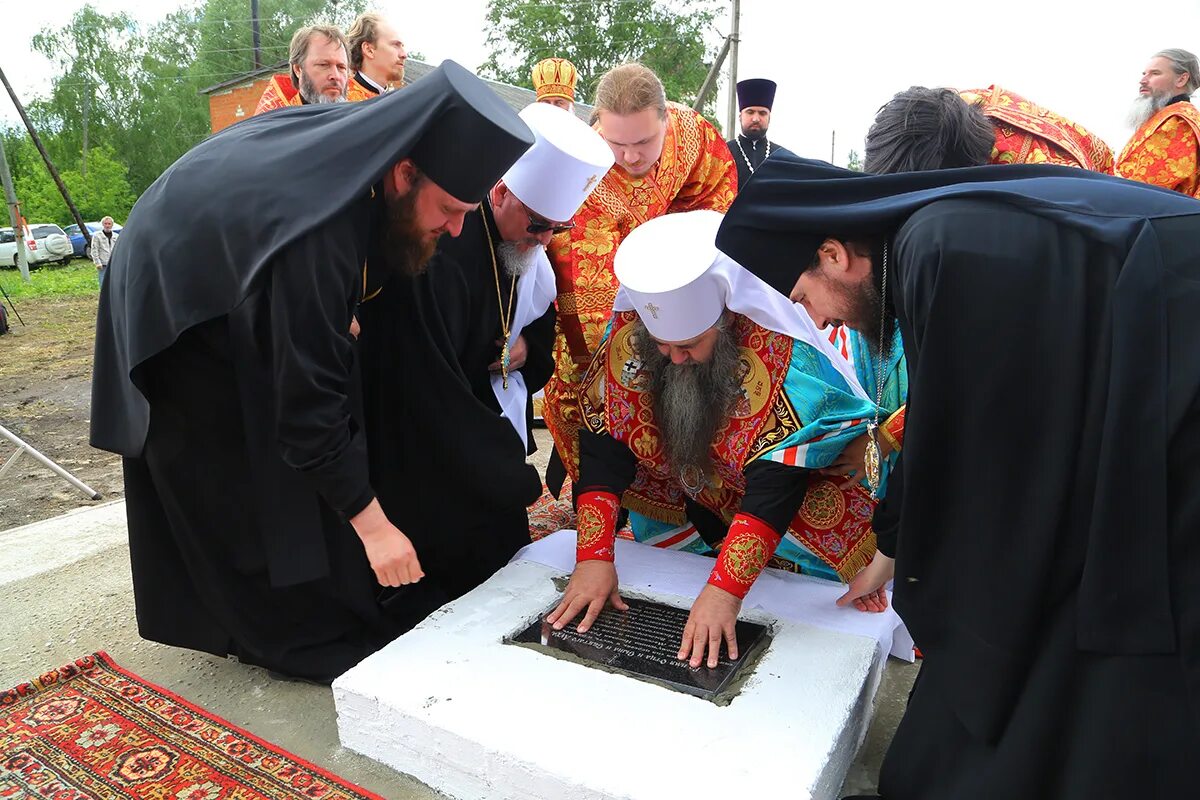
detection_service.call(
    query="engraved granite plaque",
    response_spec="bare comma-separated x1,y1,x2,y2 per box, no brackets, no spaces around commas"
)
505,597,770,701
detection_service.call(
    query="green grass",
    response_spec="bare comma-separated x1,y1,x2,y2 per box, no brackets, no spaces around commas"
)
0,258,100,301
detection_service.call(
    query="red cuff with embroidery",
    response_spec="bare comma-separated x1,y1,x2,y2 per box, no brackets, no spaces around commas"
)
707,513,782,599
576,491,620,563
882,405,906,452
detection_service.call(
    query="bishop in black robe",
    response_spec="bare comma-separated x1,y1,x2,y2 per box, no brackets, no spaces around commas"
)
357,200,555,609
718,155,1200,799
89,61,533,682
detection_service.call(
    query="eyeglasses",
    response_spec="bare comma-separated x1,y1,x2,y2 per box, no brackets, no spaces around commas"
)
526,212,575,235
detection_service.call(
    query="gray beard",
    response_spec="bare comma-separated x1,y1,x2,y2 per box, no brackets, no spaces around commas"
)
1127,91,1172,129
497,240,536,277
632,319,742,487
299,71,346,105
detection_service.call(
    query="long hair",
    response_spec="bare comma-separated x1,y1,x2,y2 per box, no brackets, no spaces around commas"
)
864,86,994,174
593,63,667,119
1154,48,1200,94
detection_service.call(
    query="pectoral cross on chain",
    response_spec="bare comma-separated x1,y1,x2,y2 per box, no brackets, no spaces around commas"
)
583,173,599,193
644,302,661,319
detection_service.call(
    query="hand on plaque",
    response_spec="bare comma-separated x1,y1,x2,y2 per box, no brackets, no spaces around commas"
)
819,431,893,489
545,560,628,633
679,584,742,669
836,551,894,613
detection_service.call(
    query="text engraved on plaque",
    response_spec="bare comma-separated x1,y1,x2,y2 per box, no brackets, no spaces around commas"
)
505,596,771,702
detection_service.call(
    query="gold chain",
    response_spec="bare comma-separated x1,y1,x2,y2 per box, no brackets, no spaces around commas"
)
481,207,517,390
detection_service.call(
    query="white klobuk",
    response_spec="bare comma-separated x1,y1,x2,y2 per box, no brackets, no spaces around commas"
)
334,530,911,800
490,102,614,448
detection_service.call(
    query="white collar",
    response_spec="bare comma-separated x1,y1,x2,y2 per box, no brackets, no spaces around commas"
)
357,71,387,94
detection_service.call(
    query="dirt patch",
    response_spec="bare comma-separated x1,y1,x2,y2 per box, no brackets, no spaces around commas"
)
0,295,123,530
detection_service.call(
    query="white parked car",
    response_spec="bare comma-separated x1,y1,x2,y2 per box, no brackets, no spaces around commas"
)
0,224,73,268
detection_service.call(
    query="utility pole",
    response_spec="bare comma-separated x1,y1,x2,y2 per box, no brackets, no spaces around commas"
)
725,0,740,137
831,130,836,164
251,0,263,70
693,35,731,111
0,137,30,282
0,65,90,252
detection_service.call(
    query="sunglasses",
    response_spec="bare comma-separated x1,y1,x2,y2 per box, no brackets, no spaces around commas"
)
526,212,575,235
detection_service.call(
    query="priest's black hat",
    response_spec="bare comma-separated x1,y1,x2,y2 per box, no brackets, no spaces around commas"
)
736,78,777,111
717,155,860,295
409,60,535,201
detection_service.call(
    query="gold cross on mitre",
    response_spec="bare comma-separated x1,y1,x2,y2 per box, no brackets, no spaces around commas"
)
643,302,661,319
583,173,599,192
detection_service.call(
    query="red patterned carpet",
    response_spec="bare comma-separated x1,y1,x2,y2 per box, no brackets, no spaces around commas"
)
528,479,576,541
0,653,381,799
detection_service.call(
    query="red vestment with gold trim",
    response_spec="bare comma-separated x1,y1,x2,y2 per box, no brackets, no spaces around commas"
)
1116,100,1200,198
959,85,1114,172
543,103,738,479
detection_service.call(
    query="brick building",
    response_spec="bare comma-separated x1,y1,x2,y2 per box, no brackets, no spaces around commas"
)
200,59,592,134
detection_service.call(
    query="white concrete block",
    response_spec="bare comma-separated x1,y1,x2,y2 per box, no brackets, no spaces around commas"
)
0,500,127,586
334,554,885,800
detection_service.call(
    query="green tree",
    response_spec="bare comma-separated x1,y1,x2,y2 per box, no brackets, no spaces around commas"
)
847,149,863,172
480,0,722,110
16,146,136,225
25,0,365,198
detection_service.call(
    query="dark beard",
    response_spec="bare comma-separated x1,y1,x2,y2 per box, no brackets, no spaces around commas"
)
840,263,894,357
741,127,766,142
632,320,743,487
383,183,439,277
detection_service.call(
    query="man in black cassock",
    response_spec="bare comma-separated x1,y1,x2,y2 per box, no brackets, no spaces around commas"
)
90,61,533,683
357,102,612,611
725,78,794,186
718,154,1200,798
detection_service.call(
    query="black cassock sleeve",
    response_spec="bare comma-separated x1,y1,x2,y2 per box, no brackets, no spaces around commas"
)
741,460,812,534
269,223,374,519
871,451,902,558
578,429,637,496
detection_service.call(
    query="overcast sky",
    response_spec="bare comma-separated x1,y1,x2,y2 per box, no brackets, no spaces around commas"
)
6,0,1200,166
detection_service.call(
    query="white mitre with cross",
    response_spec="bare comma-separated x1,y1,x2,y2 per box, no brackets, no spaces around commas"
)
612,210,869,398
501,102,614,222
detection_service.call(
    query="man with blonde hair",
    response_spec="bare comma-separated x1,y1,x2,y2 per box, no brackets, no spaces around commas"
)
541,62,737,497
254,25,350,113
1117,48,1200,197
346,12,407,100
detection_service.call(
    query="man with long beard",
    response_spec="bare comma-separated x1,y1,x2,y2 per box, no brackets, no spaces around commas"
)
546,210,890,670
718,153,1200,799
541,63,737,501
358,103,612,619
90,62,533,683
255,25,351,113
1117,48,1200,197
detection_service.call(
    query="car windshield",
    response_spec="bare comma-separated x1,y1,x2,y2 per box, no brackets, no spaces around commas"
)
65,225,79,235
0,229,13,244
31,225,63,238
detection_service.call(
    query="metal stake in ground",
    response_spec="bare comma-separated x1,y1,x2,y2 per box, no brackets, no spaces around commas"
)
0,281,23,325
0,424,101,500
